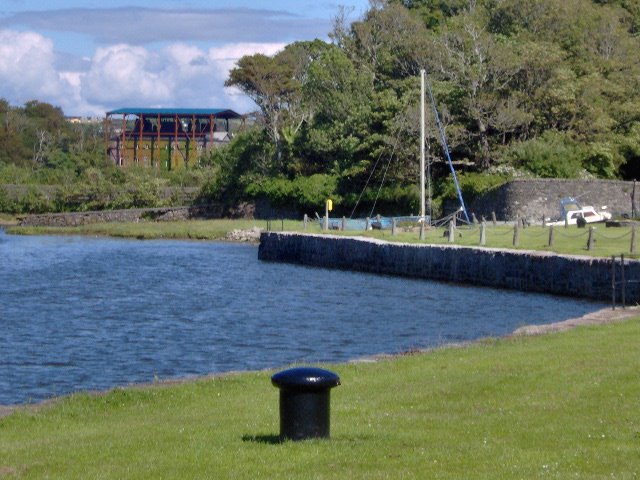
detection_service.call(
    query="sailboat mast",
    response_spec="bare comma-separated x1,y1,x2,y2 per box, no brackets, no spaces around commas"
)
420,69,426,221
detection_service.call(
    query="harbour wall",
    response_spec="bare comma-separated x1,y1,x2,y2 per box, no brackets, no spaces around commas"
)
460,178,638,221
258,232,640,303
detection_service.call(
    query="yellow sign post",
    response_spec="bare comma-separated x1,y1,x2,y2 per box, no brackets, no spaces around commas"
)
323,199,333,231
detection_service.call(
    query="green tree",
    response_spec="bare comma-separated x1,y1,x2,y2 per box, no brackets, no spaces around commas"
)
225,40,331,167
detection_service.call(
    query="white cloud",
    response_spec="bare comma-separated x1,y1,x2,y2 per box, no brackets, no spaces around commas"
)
82,44,171,106
81,42,286,113
0,30,73,106
207,42,285,78
0,27,291,115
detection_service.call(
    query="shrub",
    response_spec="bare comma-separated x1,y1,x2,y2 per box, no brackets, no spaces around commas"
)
244,174,340,213
291,174,339,210
506,131,585,178
0,185,14,213
17,186,53,214
439,172,511,201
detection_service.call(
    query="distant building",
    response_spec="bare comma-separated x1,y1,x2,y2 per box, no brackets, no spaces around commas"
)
104,108,243,169
66,116,103,124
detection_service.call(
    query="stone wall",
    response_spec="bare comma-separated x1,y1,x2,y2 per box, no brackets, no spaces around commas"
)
17,200,300,227
258,232,640,303
19,205,225,227
464,179,638,221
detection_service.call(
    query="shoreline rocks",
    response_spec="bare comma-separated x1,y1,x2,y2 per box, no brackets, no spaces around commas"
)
224,227,263,243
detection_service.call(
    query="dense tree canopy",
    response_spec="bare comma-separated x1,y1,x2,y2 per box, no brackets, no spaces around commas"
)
221,0,640,216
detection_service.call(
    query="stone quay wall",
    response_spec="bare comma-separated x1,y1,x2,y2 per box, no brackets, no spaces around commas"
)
19,205,225,227
463,178,638,221
258,232,640,303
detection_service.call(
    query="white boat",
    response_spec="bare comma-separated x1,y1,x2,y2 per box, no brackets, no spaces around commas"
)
547,197,612,226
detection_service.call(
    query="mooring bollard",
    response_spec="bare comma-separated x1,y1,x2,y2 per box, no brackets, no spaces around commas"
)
271,367,340,441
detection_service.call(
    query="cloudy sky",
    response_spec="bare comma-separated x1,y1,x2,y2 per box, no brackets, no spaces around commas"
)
0,0,370,116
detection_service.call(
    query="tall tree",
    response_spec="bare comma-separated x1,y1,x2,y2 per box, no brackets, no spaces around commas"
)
226,41,331,169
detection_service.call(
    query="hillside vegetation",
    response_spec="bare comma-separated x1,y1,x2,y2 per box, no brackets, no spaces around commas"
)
1,0,639,216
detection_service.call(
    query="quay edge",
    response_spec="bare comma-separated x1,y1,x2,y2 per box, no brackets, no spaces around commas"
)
258,231,640,303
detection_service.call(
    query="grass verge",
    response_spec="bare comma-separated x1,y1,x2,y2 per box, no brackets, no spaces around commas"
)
1,318,639,479
0,214,18,227
6,219,638,258
5,219,299,241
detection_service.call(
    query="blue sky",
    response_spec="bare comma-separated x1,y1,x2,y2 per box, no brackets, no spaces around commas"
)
0,0,370,115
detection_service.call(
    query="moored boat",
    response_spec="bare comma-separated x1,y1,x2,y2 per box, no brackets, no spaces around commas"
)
547,197,612,226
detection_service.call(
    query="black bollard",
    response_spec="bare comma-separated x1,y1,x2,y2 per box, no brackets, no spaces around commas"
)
271,367,340,441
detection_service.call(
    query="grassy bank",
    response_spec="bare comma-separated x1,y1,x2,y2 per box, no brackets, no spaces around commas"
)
356,223,640,259
7,218,639,258
1,318,639,479
0,214,18,227
5,219,301,241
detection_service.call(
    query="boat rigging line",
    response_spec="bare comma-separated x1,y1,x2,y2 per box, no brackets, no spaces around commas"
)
347,70,470,225
348,147,386,220
367,139,399,219
423,70,470,224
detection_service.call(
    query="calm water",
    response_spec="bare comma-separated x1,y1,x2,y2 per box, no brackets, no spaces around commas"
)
0,229,606,405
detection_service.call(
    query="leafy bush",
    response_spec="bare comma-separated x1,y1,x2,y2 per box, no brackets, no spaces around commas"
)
290,174,339,210
18,186,54,214
506,131,585,178
439,172,511,201
244,174,340,212
583,141,625,179
0,185,13,213
0,163,33,185
343,184,422,217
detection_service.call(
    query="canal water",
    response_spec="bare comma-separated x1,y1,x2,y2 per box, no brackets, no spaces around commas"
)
0,230,607,405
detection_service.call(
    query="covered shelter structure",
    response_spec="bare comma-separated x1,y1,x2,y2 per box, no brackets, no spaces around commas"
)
104,108,243,169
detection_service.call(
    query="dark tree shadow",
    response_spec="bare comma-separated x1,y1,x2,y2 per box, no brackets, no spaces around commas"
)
241,434,282,445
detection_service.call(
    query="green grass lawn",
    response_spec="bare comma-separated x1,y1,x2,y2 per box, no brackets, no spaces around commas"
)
353,223,640,259
1,319,639,479
6,218,639,259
